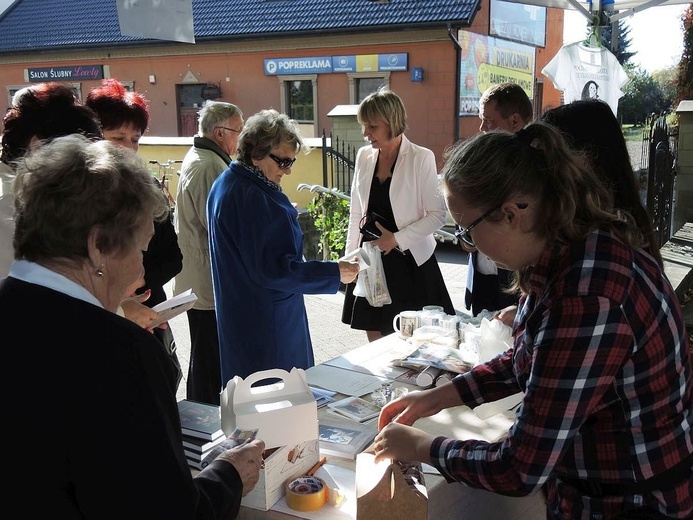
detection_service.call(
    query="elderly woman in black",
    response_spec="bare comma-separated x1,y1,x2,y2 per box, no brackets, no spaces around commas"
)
1,135,264,518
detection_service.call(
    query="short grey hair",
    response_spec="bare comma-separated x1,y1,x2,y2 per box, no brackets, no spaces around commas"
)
236,109,308,165
198,101,243,136
13,134,168,263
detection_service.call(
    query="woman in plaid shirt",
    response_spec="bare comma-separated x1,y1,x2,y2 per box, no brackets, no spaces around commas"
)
374,122,693,519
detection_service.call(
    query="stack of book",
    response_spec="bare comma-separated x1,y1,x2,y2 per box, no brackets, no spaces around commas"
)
177,399,226,470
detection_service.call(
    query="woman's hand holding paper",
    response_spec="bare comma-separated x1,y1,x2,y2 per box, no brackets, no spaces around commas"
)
338,259,360,284
120,292,166,331
214,438,266,497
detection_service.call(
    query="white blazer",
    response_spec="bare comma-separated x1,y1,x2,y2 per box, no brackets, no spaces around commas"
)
346,134,446,267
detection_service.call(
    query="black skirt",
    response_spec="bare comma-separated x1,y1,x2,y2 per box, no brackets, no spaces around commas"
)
341,249,454,334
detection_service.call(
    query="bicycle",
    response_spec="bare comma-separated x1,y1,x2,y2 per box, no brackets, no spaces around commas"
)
149,159,183,209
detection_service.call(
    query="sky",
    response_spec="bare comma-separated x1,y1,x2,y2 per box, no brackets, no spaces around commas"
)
563,4,688,73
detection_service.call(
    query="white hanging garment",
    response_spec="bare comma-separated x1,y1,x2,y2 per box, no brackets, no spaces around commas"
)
541,42,628,115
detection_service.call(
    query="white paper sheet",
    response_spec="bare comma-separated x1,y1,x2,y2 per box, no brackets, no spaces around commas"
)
306,364,385,397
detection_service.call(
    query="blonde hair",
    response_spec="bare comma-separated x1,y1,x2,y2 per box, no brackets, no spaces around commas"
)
357,87,407,138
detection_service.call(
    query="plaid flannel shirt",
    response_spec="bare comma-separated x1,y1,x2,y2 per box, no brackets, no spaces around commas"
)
432,228,693,519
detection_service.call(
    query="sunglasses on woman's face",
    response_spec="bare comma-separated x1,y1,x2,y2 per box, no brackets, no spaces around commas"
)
268,153,296,170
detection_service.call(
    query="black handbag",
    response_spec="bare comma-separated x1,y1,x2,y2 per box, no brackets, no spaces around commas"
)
359,212,397,240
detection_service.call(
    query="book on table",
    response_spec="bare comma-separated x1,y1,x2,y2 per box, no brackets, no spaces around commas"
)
185,457,204,471
327,396,381,423
177,399,224,441
319,417,377,460
181,433,226,454
186,430,258,470
394,343,473,375
184,448,212,462
151,288,198,328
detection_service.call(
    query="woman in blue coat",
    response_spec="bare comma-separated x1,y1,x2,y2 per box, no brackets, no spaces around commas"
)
208,109,359,386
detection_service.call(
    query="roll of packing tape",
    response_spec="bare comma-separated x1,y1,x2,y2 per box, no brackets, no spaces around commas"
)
285,476,328,512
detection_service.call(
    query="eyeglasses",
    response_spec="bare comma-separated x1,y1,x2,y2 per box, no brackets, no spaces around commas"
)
454,205,501,248
454,202,528,248
268,153,296,170
217,126,242,134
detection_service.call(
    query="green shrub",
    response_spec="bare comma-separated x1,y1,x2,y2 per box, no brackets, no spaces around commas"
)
307,194,350,260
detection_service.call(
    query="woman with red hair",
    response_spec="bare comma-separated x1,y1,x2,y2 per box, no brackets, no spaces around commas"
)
87,79,184,391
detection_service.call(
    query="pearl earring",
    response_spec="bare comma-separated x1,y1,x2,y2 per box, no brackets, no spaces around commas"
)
96,265,104,277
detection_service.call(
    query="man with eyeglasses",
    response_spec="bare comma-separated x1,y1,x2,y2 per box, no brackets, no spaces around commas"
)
174,100,244,405
461,83,532,317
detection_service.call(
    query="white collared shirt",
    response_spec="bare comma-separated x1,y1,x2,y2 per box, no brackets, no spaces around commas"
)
8,259,104,309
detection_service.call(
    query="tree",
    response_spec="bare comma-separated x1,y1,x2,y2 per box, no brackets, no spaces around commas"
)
619,64,668,124
581,15,635,65
601,18,636,65
652,67,677,111
676,4,693,104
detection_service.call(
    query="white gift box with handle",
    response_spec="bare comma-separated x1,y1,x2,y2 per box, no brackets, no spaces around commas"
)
220,367,319,450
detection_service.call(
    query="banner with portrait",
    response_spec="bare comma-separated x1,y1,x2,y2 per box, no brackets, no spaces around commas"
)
458,31,536,116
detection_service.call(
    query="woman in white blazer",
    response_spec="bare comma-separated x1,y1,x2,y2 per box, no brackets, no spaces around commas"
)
341,88,454,342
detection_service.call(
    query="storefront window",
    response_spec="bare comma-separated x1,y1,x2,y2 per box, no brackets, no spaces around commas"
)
279,75,318,138
347,72,390,104
288,80,313,122
356,77,386,103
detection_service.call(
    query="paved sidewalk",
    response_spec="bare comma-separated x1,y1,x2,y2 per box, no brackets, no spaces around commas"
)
169,242,469,401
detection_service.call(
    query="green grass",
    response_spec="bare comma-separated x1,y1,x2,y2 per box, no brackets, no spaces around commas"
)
621,124,644,142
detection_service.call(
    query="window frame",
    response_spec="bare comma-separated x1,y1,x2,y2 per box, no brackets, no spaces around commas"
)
279,74,318,137
347,72,391,104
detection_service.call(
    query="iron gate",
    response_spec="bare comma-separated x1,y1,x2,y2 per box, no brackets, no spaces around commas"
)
641,115,678,250
320,130,356,194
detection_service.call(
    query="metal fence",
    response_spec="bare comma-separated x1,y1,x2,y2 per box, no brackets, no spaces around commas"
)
320,130,356,194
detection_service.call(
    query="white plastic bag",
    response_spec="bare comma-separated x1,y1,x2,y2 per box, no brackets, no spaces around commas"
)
353,241,391,307
459,317,512,366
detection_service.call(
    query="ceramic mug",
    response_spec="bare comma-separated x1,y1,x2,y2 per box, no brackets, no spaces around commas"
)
439,315,461,340
418,310,445,327
392,310,419,338
422,305,444,313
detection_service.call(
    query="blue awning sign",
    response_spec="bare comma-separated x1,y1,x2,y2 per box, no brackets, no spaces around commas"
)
265,54,408,75
264,57,333,75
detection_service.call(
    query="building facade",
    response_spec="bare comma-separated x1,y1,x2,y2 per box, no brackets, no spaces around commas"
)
0,0,564,167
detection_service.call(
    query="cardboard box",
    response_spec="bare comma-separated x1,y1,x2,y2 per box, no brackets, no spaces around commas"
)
220,368,318,450
356,453,428,520
242,438,320,511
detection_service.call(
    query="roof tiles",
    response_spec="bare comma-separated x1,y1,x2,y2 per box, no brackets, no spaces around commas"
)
0,0,480,53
